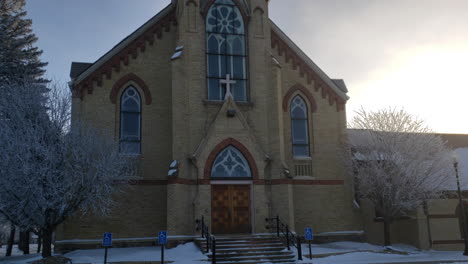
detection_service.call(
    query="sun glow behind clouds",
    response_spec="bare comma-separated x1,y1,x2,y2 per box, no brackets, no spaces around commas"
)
348,46,468,133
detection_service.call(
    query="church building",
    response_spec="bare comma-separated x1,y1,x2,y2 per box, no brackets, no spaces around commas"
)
58,0,362,249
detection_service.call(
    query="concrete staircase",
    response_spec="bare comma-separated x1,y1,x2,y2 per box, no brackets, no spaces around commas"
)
196,234,298,264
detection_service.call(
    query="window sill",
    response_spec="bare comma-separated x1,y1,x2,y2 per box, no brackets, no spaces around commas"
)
373,216,414,222
292,176,316,180
119,153,143,159
293,156,312,161
203,100,254,107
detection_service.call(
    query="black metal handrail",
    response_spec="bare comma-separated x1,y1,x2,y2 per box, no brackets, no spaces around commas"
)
265,215,302,260
195,216,216,264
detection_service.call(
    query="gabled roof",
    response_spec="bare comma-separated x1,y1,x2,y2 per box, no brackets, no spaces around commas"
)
332,79,348,93
270,21,349,111
72,1,348,111
70,62,92,79
437,133,468,149
200,0,250,15
72,3,176,98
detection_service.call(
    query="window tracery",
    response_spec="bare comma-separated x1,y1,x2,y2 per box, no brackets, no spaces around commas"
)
291,95,310,157
120,86,141,154
211,146,252,178
206,0,247,101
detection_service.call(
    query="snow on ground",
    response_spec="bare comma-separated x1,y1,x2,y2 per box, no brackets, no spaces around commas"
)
288,242,468,264
65,242,204,264
0,244,39,257
2,242,468,264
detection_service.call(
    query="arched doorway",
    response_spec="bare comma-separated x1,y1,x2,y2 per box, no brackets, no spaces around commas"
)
208,144,255,234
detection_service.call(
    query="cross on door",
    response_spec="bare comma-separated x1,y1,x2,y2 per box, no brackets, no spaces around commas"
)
220,74,236,100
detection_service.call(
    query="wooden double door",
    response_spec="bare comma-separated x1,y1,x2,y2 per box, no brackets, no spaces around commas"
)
211,185,251,234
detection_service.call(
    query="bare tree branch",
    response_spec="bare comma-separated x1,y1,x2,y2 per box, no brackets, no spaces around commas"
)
0,80,138,257
345,107,453,245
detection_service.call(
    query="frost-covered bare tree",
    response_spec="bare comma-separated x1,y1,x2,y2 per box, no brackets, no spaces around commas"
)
0,80,137,258
346,108,453,246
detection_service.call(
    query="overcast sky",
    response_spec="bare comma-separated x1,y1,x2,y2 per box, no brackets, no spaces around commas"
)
25,0,468,134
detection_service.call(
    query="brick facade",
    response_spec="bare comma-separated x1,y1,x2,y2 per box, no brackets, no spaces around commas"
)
58,0,362,250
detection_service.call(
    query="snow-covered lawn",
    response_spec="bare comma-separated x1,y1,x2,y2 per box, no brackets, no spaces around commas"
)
292,242,468,264
2,242,468,264
0,244,40,257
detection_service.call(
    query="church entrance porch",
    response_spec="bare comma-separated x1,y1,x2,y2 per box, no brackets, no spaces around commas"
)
211,184,252,234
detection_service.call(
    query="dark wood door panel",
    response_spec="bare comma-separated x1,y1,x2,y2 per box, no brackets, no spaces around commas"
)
212,185,230,234
231,185,251,233
211,185,251,234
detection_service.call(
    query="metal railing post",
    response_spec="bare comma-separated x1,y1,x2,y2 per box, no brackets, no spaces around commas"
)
205,229,210,253
276,215,280,237
212,237,216,264
286,225,290,250
201,216,205,238
297,236,302,260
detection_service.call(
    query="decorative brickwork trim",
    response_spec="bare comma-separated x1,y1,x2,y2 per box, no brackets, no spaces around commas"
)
198,179,212,185
428,214,458,219
167,178,198,185
110,73,152,105
432,240,464,245
271,30,346,112
204,138,259,180
129,180,168,185
74,9,177,99
122,178,344,186
266,179,344,185
201,0,250,22
282,83,317,113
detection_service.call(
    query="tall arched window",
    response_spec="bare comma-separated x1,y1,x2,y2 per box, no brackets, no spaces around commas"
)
206,0,247,102
291,96,310,157
211,146,252,178
120,86,141,154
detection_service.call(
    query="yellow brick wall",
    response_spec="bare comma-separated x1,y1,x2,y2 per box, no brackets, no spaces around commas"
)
60,0,360,243
58,16,176,240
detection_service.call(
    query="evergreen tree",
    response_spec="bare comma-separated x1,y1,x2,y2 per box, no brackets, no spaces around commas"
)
0,1,49,255
0,0,48,84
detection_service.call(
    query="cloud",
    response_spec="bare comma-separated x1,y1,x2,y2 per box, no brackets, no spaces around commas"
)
271,0,468,133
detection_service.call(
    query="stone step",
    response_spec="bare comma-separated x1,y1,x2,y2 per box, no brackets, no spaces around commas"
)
212,254,296,263
208,256,296,263
196,234,298,264
214,246,286,254
210,242,285,250
199,239,280,245
205,261,297,264
208,250,294,258
200,241,283,248
196,236,278,242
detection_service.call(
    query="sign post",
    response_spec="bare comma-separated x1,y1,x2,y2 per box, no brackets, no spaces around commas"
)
102,233,112,264
305,228,313,260
158,231,167,264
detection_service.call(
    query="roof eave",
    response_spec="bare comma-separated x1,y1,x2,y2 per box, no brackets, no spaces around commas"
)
270,20,350,101
74,3,174,84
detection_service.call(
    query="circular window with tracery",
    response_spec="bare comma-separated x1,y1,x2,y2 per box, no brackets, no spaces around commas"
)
211,146,252,178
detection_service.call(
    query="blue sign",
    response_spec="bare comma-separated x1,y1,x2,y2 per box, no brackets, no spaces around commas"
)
158,231,167,244
305,228,313,240
103,233,112,247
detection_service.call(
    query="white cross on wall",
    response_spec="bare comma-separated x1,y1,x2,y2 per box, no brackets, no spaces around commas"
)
220,74,236,100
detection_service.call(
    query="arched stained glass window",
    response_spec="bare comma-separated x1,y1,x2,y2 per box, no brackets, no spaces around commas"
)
211,146,252,178
206,0,247,101
120,86,141,154
291,96,310,157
